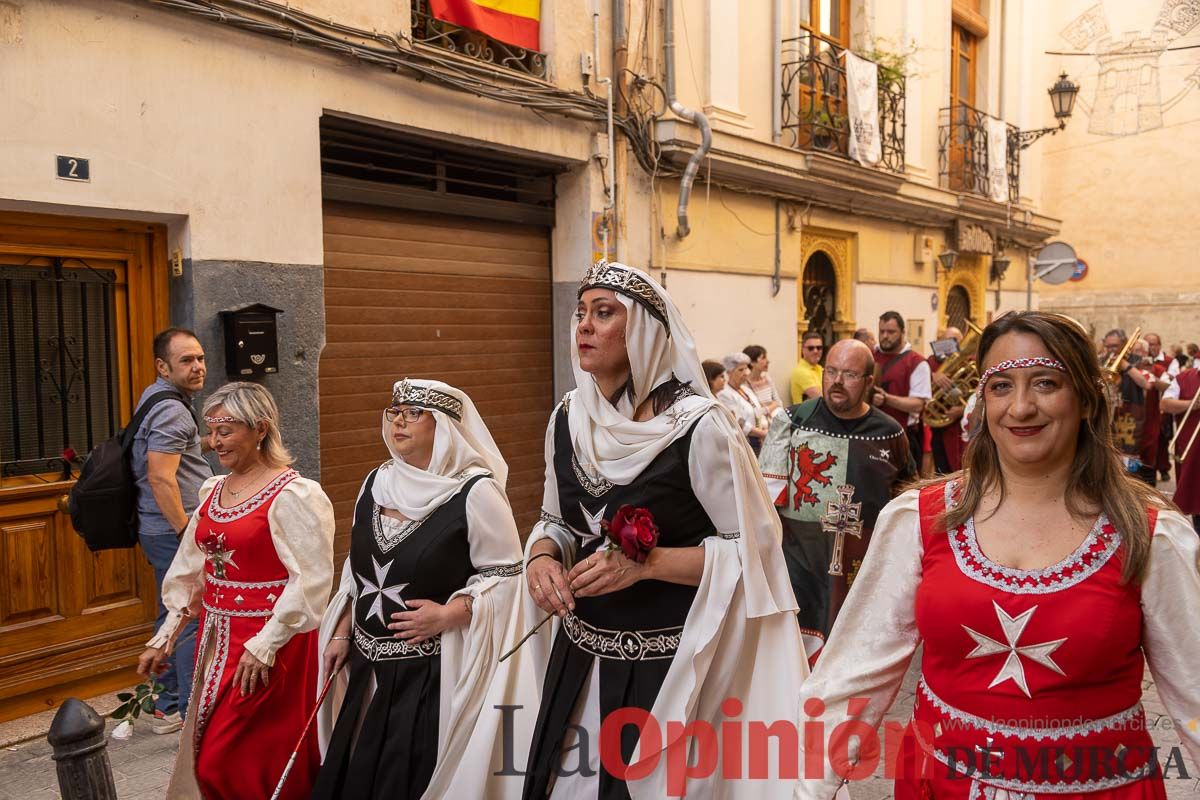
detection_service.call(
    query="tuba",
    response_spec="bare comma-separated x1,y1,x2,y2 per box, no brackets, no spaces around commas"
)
923,321,983,429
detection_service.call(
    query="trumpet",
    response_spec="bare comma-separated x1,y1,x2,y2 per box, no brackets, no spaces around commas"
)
1102,326,1142,384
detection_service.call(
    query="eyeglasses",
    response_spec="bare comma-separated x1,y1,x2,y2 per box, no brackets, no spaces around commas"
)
825,367,866,382
385,406,425,424
804,344,824,351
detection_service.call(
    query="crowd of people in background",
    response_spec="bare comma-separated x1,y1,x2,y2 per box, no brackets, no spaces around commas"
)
123,294,1198,798
705,316,1200,497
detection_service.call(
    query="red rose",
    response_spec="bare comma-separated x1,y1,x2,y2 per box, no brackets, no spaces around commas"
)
62,447,78,462
607,505,659,563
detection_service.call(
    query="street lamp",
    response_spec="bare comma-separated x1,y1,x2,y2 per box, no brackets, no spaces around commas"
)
937,249,959,276
1014,72,1080,150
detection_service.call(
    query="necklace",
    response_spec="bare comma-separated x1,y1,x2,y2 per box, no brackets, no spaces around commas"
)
226,463,267,499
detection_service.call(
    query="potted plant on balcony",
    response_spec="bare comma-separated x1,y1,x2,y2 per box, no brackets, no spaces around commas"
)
803,107,847,150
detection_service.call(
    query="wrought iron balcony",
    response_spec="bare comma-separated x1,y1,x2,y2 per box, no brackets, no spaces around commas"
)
780,32,906,173
938,103,1020,203
410,0,546,79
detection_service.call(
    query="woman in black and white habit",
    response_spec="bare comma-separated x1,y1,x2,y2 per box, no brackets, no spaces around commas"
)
312,378,536,799
521,262,808,799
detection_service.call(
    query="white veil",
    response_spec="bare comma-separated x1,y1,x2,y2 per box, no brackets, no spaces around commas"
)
372,378,508,518
567,262,795,618
568,264,715,487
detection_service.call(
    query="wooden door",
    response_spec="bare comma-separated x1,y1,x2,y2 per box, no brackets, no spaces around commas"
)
794,0,852,155
948,23,979,192
320,201,553,561
0,213,168,721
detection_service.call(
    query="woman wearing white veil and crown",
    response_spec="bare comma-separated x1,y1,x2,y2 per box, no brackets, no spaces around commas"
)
520,262,808,799
312,378,535,799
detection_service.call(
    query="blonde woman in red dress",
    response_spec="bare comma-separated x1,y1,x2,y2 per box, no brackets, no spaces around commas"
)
797,311,1200,800
138,381,334,799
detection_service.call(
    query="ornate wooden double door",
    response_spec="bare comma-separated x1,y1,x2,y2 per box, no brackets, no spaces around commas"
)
0,212,168,721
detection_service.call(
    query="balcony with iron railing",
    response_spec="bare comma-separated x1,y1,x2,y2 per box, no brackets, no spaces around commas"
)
938,103,1020,204
780,32,906,173
410,0,546,78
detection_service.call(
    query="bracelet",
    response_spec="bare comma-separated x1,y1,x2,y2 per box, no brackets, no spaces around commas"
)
527,552,560,567
330,635,350,642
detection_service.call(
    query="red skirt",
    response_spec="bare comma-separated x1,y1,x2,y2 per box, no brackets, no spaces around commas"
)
192,611,321,800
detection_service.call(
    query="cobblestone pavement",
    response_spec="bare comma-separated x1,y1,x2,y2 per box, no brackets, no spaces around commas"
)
0,655,1195,798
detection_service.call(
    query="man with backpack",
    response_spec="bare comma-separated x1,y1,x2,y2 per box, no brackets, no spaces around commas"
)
132,327,213,733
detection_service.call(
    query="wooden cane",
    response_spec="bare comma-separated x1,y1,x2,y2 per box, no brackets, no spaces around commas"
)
269,671,337,800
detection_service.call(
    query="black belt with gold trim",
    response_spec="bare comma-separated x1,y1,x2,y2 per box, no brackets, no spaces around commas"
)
353,624,440,661
563,613,682,661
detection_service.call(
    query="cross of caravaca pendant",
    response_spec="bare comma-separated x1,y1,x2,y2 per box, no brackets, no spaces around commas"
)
821,485,863,577
200,532,238,579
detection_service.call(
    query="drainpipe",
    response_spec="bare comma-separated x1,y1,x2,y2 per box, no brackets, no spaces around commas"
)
593,3,616,260
613,0,628,115
663,0,711,239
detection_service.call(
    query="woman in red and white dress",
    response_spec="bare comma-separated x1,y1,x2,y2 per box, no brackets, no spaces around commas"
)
797,311,1200,800
138,382,334,800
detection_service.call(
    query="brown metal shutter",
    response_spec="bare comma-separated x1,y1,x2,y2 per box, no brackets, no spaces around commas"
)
320,200,553,558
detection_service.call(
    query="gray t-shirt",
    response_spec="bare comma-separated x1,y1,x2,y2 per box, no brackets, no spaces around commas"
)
130,377,214,536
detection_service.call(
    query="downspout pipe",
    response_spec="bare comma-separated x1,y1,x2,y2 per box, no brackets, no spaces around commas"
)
663,0,711,239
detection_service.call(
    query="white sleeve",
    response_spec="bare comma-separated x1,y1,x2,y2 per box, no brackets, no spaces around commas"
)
796,490,925,800
245,478,336,666
909,360,932,400
687,411,742,536
1168,359,1181,378
463,478,524,581
1140,510,1200,770
146,476,221,649
1164,379,1181,401
525,402,576,566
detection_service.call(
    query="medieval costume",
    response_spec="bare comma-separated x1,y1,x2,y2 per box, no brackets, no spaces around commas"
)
926,351,967,474
1165,368,1200,527
521,262,806,799
149,470,336,800
1114,362,1163,485
759,398,913,661
313,379,535,800
797,480,1200,800
875,344,931,468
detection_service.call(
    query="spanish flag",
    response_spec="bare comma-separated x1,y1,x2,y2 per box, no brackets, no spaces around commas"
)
429,0,540,52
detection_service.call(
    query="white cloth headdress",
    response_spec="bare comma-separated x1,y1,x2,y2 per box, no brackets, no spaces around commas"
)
372,378,508,519
569,262,715,486
569,262,796,617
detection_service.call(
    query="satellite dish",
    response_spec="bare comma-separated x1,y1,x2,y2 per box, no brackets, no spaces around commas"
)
1032,241,1078,285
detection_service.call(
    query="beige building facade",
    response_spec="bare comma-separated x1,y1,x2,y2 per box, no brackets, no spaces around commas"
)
1033,0,1200,347
0,0,1068,715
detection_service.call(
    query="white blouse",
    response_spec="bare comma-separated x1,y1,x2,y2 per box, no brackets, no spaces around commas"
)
718,385,767,436
795,490,1200,800
146,475,336,667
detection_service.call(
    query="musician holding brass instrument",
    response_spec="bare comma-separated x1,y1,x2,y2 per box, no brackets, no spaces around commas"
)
1162,362,1200,529
923,323,983,474
1103,330,1168,486
873,311,931,468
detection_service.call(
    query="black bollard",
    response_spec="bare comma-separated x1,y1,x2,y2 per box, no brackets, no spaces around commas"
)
47,698,118,800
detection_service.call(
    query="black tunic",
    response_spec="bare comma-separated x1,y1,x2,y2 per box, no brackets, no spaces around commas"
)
522,403,720,800
312,469,486,800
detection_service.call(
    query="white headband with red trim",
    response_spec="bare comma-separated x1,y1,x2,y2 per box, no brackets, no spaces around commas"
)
976,357,1067,400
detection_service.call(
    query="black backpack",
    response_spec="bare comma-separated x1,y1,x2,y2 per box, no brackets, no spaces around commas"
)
68,390,186,552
